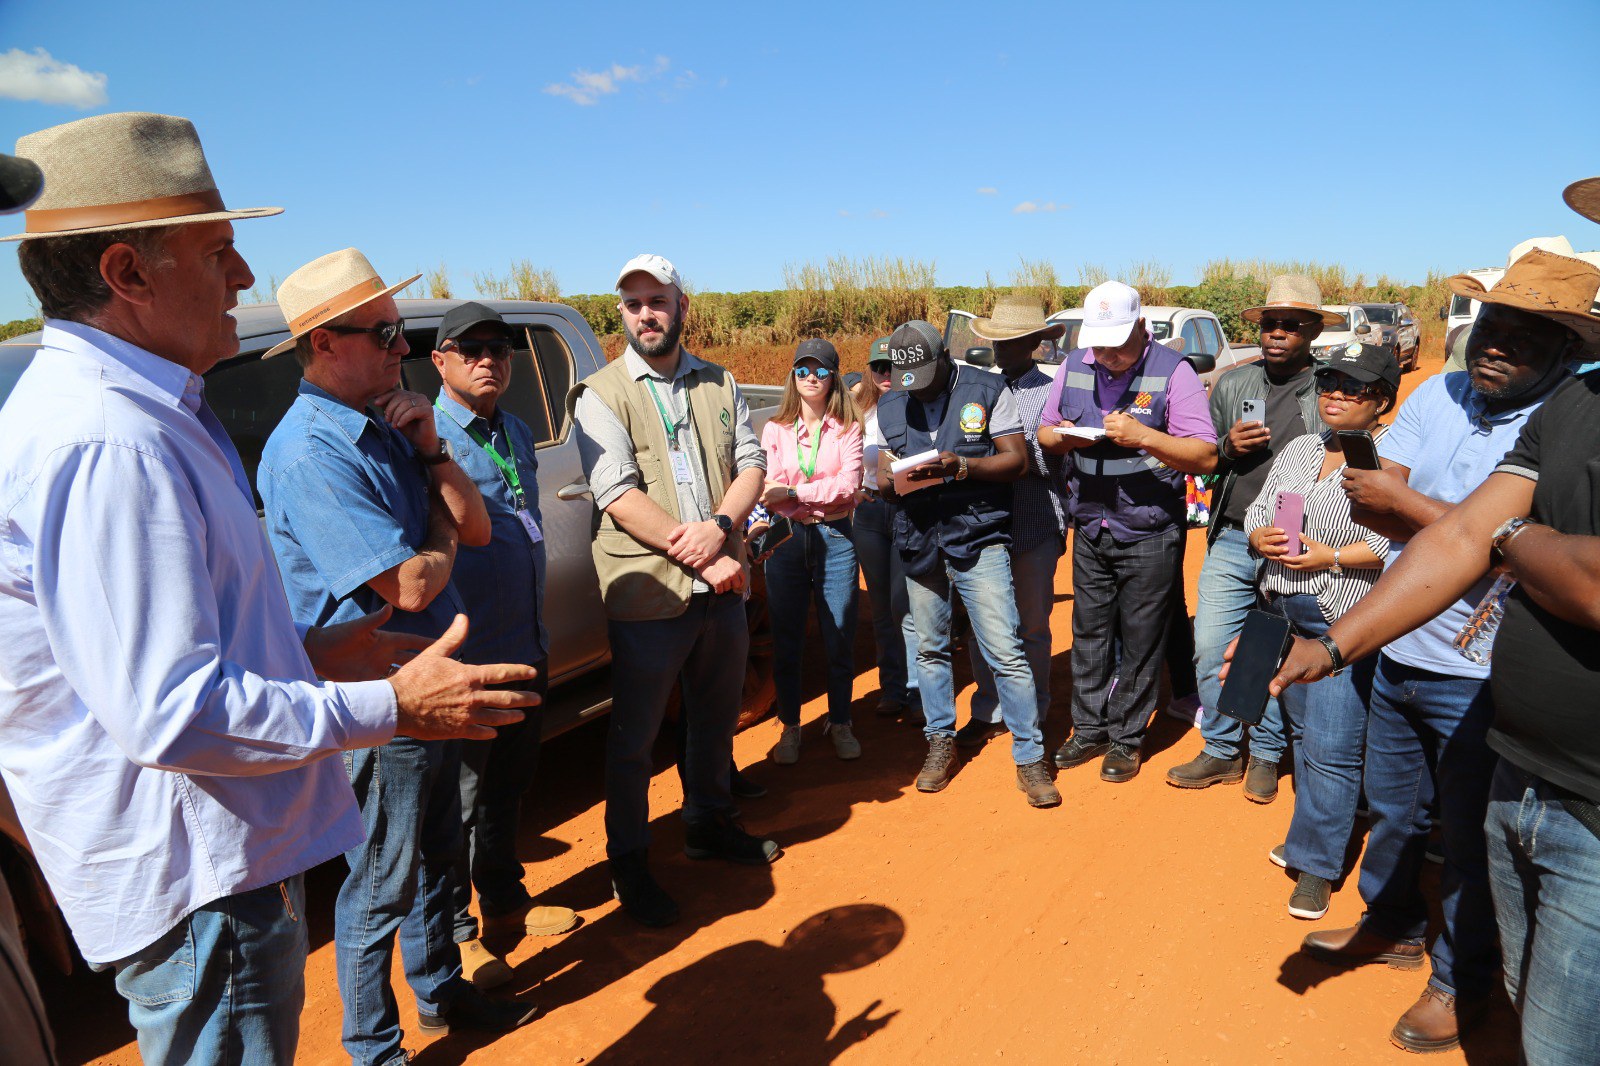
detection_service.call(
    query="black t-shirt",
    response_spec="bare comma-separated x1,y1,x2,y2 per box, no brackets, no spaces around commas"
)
1222,367,1313,524
1489,371,1600,802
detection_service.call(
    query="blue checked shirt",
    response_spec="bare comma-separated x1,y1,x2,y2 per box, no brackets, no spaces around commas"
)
1006,366,1069,553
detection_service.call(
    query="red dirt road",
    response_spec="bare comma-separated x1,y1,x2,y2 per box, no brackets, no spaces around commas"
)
54,350,1518,1065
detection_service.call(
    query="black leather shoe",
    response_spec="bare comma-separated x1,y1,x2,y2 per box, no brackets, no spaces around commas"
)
729,765,767,799
1054,734,1111,769
610,850,680,928
417,985,538,1033
684,813,781,865
1099,742,1141,783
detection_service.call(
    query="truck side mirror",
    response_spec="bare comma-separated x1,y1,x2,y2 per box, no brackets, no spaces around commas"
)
1438,306,1448,321
1184,352,1216,375
964,346,994,368
1355,323,1371,335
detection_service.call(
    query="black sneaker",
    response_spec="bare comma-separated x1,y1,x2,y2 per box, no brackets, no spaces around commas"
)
684,813,781,865
610,850,680,928
1288,873,1332,920
955,719,1004,750
1054,734,1111,769
729,765,767,799
417,985,538,1033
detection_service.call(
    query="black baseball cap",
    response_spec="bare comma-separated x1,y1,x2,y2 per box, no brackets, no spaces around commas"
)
887,320,946,391
436,301,516,351
1314,341,1401,391
792,337,840,373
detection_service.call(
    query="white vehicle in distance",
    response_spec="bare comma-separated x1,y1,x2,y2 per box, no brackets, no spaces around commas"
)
1309,304,1376,361
1040,305,1261,389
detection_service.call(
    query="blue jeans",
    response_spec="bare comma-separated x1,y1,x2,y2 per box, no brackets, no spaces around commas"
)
1486,759,1600,1065
971,533,1063,724
1268,593,1372,881
1194,526,1286,763
766,517,859,725
906,544,1043,765
853,497,920,707
605,592,746,857
1358,655,1500,1000
337,738,466,1066
104,877,307,1066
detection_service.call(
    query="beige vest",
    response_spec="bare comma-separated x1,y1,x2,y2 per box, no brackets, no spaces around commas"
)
567,355,748,621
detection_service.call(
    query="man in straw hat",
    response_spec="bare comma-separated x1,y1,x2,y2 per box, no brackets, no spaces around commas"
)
1260,247,1596,1055
258,250,540,1057
958,294,1069,749
1036,281,1216,785
1167,275,1340,801
0,112,538,1064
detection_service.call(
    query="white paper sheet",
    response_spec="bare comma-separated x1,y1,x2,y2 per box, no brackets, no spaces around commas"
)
888,449,946,495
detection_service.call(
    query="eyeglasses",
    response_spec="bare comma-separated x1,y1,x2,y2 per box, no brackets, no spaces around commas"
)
1259,316,1315,335
868,361,892,374
448,339,515,361
1316,374,1385,401
793,366,833,380
323,318,407,350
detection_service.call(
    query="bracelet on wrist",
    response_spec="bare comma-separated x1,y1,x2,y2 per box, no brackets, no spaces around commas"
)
1316,635,1345,673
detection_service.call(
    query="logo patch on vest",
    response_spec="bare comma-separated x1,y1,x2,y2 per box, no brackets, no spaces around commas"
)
720,408,730,429
959,402,987,434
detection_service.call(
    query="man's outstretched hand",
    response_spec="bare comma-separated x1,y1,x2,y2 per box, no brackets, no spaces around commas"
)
388,615,539,741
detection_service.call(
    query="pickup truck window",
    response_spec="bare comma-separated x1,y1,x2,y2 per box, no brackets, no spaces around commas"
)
1196,317,1224,356
1179,318,1205,356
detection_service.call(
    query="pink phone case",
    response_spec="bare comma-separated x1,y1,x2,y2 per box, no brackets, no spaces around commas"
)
1273,490,1306,557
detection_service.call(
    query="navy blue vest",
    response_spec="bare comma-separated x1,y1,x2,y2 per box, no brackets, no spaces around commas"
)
877,365,1012,577
1055,343,1187,539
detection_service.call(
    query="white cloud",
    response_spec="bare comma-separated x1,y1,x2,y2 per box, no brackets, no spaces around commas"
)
544,55,671,106
977,186,998,195
1013,200,1065,214
869,209,889,219
0,48,108,108
838,209,851,217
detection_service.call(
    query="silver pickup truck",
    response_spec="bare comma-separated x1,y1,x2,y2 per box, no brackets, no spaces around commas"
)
0,297,783,974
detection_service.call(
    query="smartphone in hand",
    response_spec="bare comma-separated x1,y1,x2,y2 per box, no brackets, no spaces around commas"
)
1337,430,1381,470
1240,398,1265,423
1216,610,1294,726
1272,490,1306,556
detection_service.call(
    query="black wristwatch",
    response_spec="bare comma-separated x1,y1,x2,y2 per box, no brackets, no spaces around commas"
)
711,513,733,535
419,440,454,466
1316,635,1345,673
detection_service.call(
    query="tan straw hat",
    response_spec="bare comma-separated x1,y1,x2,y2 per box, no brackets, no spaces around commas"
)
263,248,421,358
969,294,1067,342
1241,274,1346,328
1447,247,1600,348
1564,177,1600,225
2,111,280,242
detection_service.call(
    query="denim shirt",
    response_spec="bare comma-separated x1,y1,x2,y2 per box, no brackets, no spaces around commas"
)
0,322,394,965
434,393,548,664
260,380,465,638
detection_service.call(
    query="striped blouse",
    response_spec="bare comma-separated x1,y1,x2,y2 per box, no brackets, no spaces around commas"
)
1243,429,1391,624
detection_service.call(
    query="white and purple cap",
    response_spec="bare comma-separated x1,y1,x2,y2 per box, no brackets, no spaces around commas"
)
1077,280,1142,349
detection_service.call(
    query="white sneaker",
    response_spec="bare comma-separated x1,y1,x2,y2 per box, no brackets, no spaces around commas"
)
1164,694,1204,728
827,722,861,760
772,725,802,765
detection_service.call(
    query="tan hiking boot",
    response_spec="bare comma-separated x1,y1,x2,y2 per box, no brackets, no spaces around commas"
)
1390,986,1483,1053
459,938,514,990
915,736,957,792
1016,759,1061,808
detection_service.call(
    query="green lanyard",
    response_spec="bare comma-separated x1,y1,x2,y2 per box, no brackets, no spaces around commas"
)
796,419,826,480
643,378,684,447
435,400,524,508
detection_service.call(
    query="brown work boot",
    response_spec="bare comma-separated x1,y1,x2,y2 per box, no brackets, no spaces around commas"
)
1302,923,1424,970
1244,756,1280,804
1016,759,1061,808
1390,986,1481,1053
458,938,514,990
1165,752,1244,789
484,902,580,938
915,736,957,792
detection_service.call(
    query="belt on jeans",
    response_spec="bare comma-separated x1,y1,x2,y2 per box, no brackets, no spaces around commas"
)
794,510,852,526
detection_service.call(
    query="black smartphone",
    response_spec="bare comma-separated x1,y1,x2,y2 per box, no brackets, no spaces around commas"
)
749,516,792,560
1216,610,1295,726
1337,430,1381,471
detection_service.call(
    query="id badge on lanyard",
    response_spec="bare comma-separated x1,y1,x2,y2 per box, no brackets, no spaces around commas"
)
517,507,544,544
669,446,695,485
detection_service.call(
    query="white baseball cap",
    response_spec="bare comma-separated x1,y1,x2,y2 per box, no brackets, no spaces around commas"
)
1077,280,1142,349
616,253,684,292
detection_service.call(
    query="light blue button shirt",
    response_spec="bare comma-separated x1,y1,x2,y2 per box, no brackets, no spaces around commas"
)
0,321,395,965
1377,370,1563,677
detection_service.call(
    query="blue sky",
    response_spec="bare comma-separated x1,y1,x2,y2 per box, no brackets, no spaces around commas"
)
2,0,1597,321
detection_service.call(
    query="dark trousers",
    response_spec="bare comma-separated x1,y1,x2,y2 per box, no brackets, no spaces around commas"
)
605,593,747,858
1166,530,1198,698
1069,523,1181,748
452,662,549,943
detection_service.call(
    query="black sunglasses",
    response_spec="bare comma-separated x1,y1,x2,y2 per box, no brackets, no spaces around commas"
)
448,339,515,360
323,318,407,350
1259,316,1316,335
868,361,893,374
1316,373,1384,400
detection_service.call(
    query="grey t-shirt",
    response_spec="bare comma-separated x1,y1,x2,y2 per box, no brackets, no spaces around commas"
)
1222,366,1312,524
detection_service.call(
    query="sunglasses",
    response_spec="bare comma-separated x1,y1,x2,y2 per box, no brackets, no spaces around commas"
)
868,361,893,374
1259,316,1316,335
448,339,515,360
793,366,833,380
323,318,407,350
1316,374,1385,401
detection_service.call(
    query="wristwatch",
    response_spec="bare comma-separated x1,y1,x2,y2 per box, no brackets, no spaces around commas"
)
711,513,734,535
1490,516,1534,565
787,486,798,500
1330,547,1343,576
955,456,969,481
1316,635,1345,673
419,440,454,466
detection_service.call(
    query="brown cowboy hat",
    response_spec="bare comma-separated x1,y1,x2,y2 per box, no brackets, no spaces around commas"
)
1447,247,1600,348
1564,177,1600,225
969,294,1067,343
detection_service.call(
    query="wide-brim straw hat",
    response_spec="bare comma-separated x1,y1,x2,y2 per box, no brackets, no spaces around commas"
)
1447,247,1600,349
2,111,280,242
1564,177,1600,225
1241,274,1346,328
264,248,421,358
970,294,1067,342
